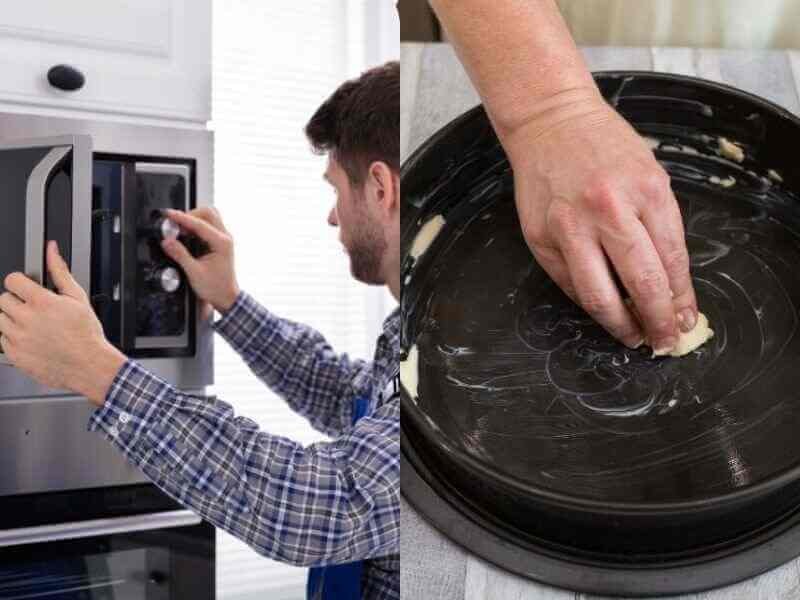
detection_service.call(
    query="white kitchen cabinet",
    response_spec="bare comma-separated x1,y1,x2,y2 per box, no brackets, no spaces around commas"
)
0,0,211,124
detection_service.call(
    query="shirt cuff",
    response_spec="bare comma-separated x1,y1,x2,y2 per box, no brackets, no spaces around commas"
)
89,360,179,448
213,290,277,355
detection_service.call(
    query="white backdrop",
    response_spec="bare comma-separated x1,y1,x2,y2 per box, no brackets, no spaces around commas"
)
210,2,399,599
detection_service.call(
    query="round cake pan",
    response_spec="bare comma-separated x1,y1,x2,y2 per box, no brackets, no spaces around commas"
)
401,71,800,596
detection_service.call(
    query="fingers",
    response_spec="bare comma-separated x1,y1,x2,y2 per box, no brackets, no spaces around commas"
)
0,313,16,341
187,207,228,233
199,300,214,322
161,238,199,277
0,331,12,356
0,292,26,322
165,209,229,248
3,273,44,304
600,218,678,354
46,242,85,300
531,245,577,304
640,190,698,333
560,238,645,348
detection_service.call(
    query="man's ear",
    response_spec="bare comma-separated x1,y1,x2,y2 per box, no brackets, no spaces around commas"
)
367,161,399,216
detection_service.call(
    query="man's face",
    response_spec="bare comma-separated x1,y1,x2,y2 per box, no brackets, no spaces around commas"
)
324,156,387,285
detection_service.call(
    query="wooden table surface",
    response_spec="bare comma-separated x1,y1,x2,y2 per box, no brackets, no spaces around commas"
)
400,42,800,600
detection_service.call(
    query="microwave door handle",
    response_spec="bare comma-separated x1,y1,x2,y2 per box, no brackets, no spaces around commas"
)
25,146,71,285
0,509,202,548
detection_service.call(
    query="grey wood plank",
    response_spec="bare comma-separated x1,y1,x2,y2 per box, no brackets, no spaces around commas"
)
401,43,424,163
400,495,468,600
650,47,696,76
693,49,725,84
464,555,578,600
579,556,800,600
786,50,800,114
581,46,653,72
406,44,480,159
717,50,800,115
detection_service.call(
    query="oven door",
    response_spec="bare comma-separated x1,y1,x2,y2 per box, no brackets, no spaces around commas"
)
0,135,92,388
0,509,213,599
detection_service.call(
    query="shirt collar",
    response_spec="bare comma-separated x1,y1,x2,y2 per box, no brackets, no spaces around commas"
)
380,306,401,364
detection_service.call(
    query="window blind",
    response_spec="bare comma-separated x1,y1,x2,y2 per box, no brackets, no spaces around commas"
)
211,2,399,599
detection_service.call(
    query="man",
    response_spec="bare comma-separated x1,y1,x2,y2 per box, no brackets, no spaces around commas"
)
428,0,700,354
0,61,400,600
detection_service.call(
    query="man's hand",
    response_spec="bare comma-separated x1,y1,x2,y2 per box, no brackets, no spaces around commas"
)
0,242,126,406
504,91,697,353
160,207,240,314
429,0,699,354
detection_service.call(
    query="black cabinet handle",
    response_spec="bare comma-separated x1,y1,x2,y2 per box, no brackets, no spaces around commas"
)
47,64,85,92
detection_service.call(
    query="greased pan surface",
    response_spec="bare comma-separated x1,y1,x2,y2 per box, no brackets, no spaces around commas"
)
401,72,800,593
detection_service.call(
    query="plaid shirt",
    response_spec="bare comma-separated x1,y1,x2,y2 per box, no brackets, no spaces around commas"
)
89,291,400,600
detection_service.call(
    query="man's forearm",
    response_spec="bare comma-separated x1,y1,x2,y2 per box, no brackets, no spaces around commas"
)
429,0,599,138
214,291,370,437
89,363,400,566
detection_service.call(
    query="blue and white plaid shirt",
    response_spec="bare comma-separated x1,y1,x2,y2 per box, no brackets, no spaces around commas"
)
89,291,400,599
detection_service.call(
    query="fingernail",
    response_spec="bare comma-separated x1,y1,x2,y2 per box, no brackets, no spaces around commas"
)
678,308,696,333
653,337,677,356
624,335,645,349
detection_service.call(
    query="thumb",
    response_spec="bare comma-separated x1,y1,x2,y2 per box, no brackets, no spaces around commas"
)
161,239,198,277
47,241,85,300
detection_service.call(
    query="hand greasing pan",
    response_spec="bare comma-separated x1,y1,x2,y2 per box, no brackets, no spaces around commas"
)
400,72,800,596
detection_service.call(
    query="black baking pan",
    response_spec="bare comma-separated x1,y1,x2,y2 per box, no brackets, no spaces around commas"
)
400,71,800,596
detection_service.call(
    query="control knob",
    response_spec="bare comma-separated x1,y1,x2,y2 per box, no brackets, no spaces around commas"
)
150,266,182,294
153,216,181,241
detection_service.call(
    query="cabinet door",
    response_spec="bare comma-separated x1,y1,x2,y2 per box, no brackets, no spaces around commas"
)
0,0,211,123
0,135,91,378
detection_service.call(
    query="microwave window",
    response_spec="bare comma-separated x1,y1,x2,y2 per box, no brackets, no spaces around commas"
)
0,147,73,296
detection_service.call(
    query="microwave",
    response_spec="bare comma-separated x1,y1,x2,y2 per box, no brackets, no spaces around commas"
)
0,136,199,360
0,112,214,497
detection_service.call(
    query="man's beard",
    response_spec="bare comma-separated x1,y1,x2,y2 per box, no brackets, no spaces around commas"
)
347,220,387,285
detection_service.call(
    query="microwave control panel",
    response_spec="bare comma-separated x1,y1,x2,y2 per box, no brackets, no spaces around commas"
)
92,156,197,358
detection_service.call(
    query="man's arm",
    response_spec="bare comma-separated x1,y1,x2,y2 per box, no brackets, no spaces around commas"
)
430,0,597,137
161,208,370,437
89,361,399,567
0,240,398,567
429,0,699,355
212,290,373,437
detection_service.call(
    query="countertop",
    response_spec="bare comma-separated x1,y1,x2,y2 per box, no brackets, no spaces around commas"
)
400,42,800,600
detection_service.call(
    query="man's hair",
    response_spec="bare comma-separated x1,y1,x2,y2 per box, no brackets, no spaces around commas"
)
305,61,399,185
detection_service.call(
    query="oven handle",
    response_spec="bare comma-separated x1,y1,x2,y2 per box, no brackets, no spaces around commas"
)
0,509,202,548
25,145,72,285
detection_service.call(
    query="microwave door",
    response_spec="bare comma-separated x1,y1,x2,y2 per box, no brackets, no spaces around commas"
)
0,135,92,368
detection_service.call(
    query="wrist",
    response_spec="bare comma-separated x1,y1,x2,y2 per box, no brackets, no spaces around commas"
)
213,284,241,314
499,89,613,167
493,85,607,147
78,342,127,407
